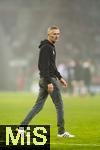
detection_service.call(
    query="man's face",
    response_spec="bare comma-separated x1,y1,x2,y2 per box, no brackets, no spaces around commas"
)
48,29,60,43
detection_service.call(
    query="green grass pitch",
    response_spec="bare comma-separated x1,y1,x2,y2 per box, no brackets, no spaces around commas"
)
0,92,100,150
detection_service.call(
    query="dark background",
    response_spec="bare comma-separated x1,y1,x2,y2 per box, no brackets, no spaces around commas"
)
0,0,100,90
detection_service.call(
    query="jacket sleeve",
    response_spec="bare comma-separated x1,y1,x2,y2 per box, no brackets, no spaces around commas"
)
39,45,52,84
54,65,62,80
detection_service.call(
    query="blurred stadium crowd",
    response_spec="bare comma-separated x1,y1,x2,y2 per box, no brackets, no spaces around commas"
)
0,0,100,93
57,59,96,95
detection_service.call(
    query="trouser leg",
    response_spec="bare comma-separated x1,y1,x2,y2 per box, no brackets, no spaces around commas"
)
20,79,48,126
50,78,65,134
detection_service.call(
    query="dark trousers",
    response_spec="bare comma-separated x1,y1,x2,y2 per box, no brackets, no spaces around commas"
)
20,78,65,134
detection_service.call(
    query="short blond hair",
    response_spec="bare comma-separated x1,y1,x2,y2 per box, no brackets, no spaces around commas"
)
47,25,60,34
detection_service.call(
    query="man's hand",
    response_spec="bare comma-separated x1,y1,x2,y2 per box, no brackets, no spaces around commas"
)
48,83,54,93
60,78,68,87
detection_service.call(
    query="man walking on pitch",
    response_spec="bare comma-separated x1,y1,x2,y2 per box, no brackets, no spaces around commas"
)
18,26,75,138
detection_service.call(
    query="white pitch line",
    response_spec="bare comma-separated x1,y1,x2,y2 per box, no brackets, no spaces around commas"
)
51,143,100,147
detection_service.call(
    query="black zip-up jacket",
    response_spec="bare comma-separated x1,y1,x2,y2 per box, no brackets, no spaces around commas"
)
38,39,62,84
